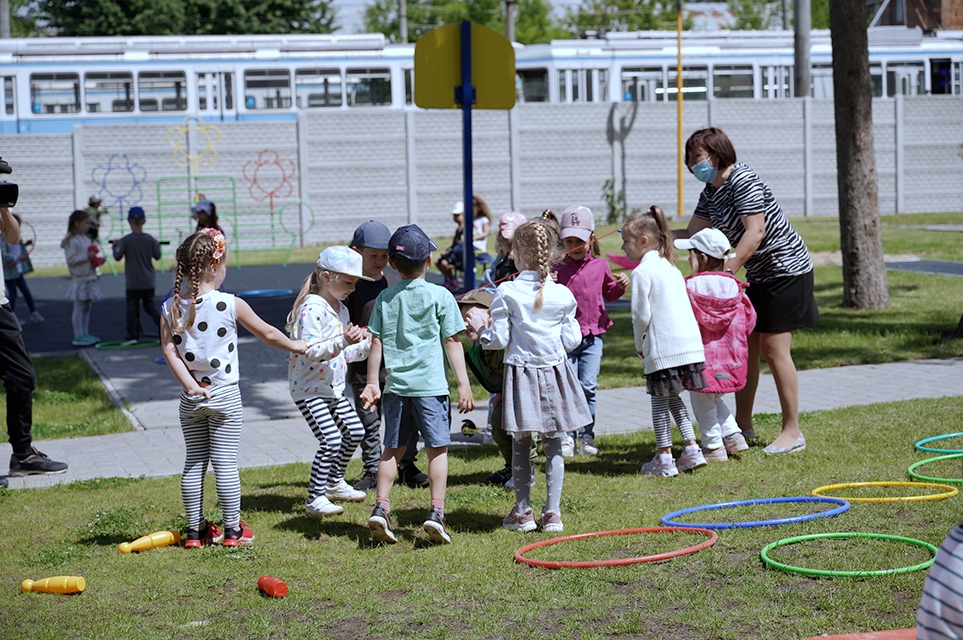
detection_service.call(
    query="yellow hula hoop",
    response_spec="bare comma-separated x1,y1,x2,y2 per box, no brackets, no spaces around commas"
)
812,481,958,503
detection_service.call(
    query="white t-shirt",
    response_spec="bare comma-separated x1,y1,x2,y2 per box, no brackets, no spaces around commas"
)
161,290,240,387
472,217,489,253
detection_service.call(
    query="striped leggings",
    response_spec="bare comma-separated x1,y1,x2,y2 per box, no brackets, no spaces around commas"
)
651,394,698,449
179,384,244,530
295,396,364,501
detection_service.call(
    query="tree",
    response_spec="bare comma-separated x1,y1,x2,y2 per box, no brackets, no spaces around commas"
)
829,0,888,309
564,0,688,35
724,0,830,30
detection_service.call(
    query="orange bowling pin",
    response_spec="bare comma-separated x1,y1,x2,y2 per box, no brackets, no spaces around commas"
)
118,530,180,554
257,576,288,598
21,576,86,594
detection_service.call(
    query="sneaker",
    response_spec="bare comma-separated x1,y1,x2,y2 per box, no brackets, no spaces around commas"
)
368,505,397,544
306,495,344,517
184,520,224,548
29,311,44,324
561,434,576,457
120,338,138,347
9,448,68,476
641,453,678,478
223,520,254,547
540,510,563,533
352,469,379,492
701,446,729,462
505,465,535,490
677,446,707,472
484,466,512,486
398,463,429,488
579,434,599,456
723,432,749,454
502,507,537,532
741,427,757,442
72,335,91,346
326,478,366,502
423,510,452,544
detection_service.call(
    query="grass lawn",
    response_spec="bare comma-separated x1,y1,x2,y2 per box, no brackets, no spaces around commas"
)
3,397,962,638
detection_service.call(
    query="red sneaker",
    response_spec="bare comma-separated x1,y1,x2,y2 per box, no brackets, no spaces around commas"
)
222,520,254,547
184,521,224,548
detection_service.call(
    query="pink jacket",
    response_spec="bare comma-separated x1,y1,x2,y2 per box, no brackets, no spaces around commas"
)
685,272,757,394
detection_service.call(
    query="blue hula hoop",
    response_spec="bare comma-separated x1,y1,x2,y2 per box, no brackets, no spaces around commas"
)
915,432,963,454
236,289,293,299
660,496,850,530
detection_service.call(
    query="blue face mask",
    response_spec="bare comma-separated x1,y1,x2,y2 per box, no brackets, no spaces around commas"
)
692,158,718,184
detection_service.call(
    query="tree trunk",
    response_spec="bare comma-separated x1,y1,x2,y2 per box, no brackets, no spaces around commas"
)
829,0,890,309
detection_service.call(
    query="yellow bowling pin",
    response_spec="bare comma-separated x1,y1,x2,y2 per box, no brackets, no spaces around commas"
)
21,576,86,594
118,530,180,554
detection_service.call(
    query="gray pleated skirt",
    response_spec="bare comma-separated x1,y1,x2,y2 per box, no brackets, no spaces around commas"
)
502,361,592,436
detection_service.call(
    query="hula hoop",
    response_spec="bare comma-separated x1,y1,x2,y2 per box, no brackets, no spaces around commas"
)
760,532,938,578
236,289,293,299
908,453,963,484
514,526,717,569
660,496,850,530
916,432,963,454
812,481,958,503
95,339,161,350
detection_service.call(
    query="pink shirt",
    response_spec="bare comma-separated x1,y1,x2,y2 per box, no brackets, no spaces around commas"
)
553,255,626,338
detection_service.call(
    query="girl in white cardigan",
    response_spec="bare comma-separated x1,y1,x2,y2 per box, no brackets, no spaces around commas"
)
621,206,707,478
61,209,102,346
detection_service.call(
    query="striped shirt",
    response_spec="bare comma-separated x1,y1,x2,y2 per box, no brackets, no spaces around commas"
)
693,163,812,283
918,524,963,639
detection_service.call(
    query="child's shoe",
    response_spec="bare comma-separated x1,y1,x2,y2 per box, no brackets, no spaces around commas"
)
723,432,749,454
741,427,757,442
306,495,344,517
423,511,452,544
352,469,378,492
677,446,707,472
561,433,576,457
326,478,366,502
540,509,563,533
368,505,397,544
641,453,678,478
701,446,728,462
502,507,537,532
579,434,599,456
184,520,224,548
484,466,512,486
29,311,44,324
222,520,254,547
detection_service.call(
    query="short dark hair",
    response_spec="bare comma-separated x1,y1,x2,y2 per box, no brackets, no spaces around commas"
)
685,128,737,172
390,255,427,277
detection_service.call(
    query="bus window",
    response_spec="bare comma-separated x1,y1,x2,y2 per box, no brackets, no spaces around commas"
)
887,62,924,96
811,64,833,99
295,68,342,108
517,69,548,102
85,72,133,113
621,66,664,102
931,59,953,94
871,63,883,97
762,66,793,99
714,65,754,99
245,69,292,109
405,69,413,105
139,71,186,112
3,77,13,115
346,68,391,106
667,66,708,101
30,73,80,114
598,69,607,102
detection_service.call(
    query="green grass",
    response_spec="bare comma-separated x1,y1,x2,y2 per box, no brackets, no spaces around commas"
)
3,397,962,639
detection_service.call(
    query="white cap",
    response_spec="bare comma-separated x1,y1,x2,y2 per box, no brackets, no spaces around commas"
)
451,201,465,215
317,246,374,280
673,228,732,260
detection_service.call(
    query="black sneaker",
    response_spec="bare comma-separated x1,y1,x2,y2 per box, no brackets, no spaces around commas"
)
9,448,67,476
352,469,378,492
423,510,451,544
368,505,397,544
398,463,429,488
484,466,512,486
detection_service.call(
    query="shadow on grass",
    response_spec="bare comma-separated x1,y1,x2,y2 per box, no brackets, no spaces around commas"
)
242,493,305,514
77,533,132,546
275,514,371,545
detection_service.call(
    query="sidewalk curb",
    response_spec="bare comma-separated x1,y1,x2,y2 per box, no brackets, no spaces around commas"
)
79,349,146,431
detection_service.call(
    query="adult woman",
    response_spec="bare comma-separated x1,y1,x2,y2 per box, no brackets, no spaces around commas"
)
676,127,819,455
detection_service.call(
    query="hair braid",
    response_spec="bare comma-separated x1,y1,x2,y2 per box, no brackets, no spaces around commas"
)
170,232,219,332
534,223,549,310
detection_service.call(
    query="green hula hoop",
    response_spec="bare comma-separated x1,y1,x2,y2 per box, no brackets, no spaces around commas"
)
916,432,963,454
760,532,938,578
908,453,963,484
94,339,161,350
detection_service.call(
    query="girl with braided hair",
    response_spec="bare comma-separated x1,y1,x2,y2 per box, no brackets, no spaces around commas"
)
160,229,305,548
470,220,591,534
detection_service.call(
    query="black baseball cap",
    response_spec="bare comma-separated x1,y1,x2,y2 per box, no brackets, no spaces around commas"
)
388,224,437,263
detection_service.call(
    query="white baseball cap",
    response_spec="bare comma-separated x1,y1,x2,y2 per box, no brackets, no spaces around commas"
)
673,228,732,260
317,246,374,280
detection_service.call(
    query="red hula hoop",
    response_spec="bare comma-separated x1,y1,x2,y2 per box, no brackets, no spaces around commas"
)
514,526,718,569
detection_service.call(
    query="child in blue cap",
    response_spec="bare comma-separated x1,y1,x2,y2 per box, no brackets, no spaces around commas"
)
113,206,161,345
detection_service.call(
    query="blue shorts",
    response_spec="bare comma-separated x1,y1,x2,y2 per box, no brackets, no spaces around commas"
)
382,393,451,449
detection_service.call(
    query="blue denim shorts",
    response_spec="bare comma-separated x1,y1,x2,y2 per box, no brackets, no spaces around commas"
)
382,393,451,449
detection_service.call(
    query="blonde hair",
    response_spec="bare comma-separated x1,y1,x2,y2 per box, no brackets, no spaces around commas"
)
169,232,225,333
511,220,561,310
285,268,343,333
621,205,675,262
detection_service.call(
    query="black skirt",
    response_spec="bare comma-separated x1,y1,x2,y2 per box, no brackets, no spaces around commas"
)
646,362,706,398
747,270,820,334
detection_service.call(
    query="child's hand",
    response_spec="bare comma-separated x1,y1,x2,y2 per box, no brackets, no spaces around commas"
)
456,382,475,413
360,383,381,411
184,382,211,399
550,271,558,283
343,323,365,345
291,339,307,355
613,272,630,289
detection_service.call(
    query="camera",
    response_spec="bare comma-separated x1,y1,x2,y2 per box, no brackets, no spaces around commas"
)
0,157,18,208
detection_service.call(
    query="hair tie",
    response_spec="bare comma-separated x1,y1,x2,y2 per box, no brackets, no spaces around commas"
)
173,292,180,299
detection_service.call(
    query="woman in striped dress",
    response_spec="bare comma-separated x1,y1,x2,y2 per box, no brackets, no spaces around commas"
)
676,128,820,456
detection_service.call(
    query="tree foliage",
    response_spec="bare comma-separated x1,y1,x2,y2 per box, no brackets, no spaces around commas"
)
565,0,688,35
727,0,830,30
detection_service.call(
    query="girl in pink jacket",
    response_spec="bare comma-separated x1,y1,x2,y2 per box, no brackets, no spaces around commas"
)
674,228,757,462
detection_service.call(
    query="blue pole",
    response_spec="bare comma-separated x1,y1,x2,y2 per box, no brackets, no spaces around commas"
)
459,20,475,292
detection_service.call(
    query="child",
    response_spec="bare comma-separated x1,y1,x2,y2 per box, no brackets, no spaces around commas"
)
473,220,591,533
675,228,756,462
160,229,305,547
83,195,107,241
622,206,707,478
287,246,372,517
439,195,491,290
61,210,102,346
1,214,43,323
360,224,475,545
554,205,628,457
191,199,222,233
112,206,161,346
345,221,427,492
483,211,526,289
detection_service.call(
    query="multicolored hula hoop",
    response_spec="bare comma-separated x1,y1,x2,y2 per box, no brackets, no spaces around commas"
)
660,496,850,530
812,481,958,503
760,532,938,578
907,453,963,484
916,432,963,454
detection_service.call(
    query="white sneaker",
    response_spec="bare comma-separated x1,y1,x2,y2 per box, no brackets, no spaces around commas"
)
306,495,344,517
326,478,366,502
677,446,707,472
560,434,576,457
